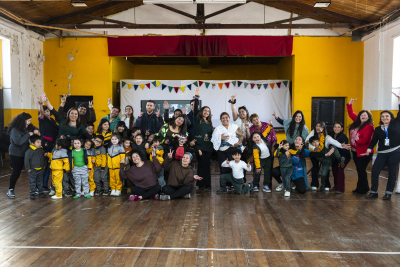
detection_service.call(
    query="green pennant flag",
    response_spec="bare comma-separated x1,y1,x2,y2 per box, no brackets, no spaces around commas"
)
193,81,198,87
151,81,157,87
122,81,126,88
168,86,173,92
283,81,288,87
205,82,210,88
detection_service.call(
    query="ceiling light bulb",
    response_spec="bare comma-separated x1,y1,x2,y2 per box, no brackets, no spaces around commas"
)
314,1,331,7
71,1,87,7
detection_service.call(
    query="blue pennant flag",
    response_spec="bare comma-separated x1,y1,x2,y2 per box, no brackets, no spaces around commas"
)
161,84,167,90
134,85,138,91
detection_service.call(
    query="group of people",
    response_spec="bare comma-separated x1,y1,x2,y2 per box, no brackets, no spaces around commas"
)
6,88,400,201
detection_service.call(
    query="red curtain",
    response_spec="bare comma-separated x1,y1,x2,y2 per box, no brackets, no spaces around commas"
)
107,36,292,57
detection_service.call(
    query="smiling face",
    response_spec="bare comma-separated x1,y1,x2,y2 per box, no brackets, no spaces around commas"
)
111,136,119,145
333,123,343,134
44,109,51,118
135,135,143,145
182,154,191,166
78,106,86,116
86,125,94,135
125,106,133,115
69,109,79,123
123,140,131,148
33,139,42,148
117,126,125,133
94,138,103,147
73,139,82,150
252,133,262,144
221,114,230,126
381,112,392,125
232,153,241,162
175,117,184,127
238,108,247,120
25,118,32,128
282,143,290,150
101,121,110,132
146,102,155,113
251,116,261,127
294,113,302,124
360,112,369,123
315,123,323,133
153,140,161,147
311,140,320,148
111,108,119,118
174,110,182,118
202,107,210,119
84,141,91,150
131,153,143,165
294,136,304,147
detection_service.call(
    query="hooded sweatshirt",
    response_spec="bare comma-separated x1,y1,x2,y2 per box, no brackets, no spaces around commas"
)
162,157,194,187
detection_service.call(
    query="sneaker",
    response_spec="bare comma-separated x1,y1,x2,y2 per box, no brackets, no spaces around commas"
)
89,191,94,197
216,189,228,194
247,183,254,193
94,189,101,196
325,187,330,192
86,195,91,199
160,195,170,201
182,193,191,199
311,186,318,191
150,194,159,200
110,190,116,196
73,195,80,199
30,195,36,200
39,193,45,198
64,191,72,197
35,189,39,195
103,189,109,195
42,187,50,193
275,183,284,192
336,191,344,194
291,182,296,190
253,186,259,192
51,195,62,199
395,189,400,194
129,195,140,201
114,190,121,196
262,186,271,193
284,191,290,197
7,189,15,199
49,189,56,196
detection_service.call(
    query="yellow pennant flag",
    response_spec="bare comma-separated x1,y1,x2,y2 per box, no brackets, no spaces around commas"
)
156,80,161,87
180,86,186,93
269,83,275,89
218,83,224,89
140,84,145,90
127,84,133,90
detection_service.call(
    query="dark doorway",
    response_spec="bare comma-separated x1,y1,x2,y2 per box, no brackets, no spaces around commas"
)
311,97,345,134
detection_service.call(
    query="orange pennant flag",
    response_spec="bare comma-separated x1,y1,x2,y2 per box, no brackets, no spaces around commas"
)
269,83,275,89
218,83,224,89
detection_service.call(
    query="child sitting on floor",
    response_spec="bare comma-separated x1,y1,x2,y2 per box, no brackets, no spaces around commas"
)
25,134,47,199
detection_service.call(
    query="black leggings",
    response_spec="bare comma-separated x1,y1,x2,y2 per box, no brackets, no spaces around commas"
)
163,185,192,199
271,167,306,194
196,151,211,187
9,155,25,190
130,185,161,199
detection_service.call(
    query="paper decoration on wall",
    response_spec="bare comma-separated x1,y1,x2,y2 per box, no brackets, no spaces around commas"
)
187,84,192,90
180,86,185,93
238,81,242,87
232,81,237,87
244,83,249,88
168,86,173,92
276,82,281,88
225,82,230,89
174,87,179,93
140,84,145,90
263,84,268,89
250,84,255,89
205,82,210,88
151,81,157,87
257,84,262,89
122,81,127,88
269,83,275,89
283,81,288,87
212,84,216,89
199,81,204,87
193,81,198,87
127,84,133,90
146,83,151,89
218,83,223,89
134,85,138,90
161,84,167,90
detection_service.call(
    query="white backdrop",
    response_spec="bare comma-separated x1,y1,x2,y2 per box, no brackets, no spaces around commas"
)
120,80,291,127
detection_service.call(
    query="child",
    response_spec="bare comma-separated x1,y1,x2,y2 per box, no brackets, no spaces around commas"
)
48,138,70,199
130,134,147,159
107,134,125,196
216,150,252,195
275,140,295,197
85,124,96,139
93,135,108,195
122,138,133,193
130,126,141,144
25,134,47,199
59,134,74,196
68,139,92,199
97,119,112,147
114,121,131,139
146,135,165,187
84,139,96,196
171,135,197,161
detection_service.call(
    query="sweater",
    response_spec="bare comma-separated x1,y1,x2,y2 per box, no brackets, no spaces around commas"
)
8,128,32,157
194,115,213,153
102,114,120,131
24,145,46,170
119,158,162,189
134,112,163,135
274,148,293,168
51,109,91,139
252,141,272,169
130,142,147,159
368,106,400,152
38,115,58,143
68,149,91,170
328,131,351,164
275,118,309,145
58,105,96,127
249,122,277,148
162,157,194,187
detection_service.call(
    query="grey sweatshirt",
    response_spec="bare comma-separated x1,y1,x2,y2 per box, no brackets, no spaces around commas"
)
9,128,31,157
24,146,46,170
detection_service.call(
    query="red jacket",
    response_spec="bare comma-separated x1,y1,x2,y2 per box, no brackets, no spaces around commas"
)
346,104,374,157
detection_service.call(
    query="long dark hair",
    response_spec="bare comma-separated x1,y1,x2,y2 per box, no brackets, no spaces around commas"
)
313,121,327,138
169,115,188,135
7,112,32,134
199,106,214,133
290,135,306,158
287,110,305,139
125,105,135,129
348,109,373,132
379,110,395,126
113,121,129,138
97,118,111,134
64,107,81,127
238,106,250,122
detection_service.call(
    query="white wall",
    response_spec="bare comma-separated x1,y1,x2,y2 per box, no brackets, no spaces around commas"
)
53,2,348,38
0,17,45,110
363,19,400,111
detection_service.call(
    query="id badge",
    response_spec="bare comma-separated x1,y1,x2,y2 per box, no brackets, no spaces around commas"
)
385,138,390,146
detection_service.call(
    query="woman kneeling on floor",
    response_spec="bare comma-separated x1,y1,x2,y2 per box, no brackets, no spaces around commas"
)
119,149,161,201
160,149,203,201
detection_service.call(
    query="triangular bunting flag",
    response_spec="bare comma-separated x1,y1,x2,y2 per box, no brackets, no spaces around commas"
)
212,84,216,89
156,80,161,87
244,82,249,88
269,83,275,89
180,86,185,93
151,81,157,87
140,84,145,90
122,81,126,88
134,85,139,91
218,83,224,89
238,81,242,87
283,81,288,87
193,81,198,87
127,84,133,90
225,82,230,89
257,84,262,90
187,84,192,90
161,84,167,90
199,81,203,87
250,83,255,89
276,82,281,88
263,84,268,89
205,82,210,88
146,83,151,89
232,81,236,87
174,87,179,93
168,86,173,92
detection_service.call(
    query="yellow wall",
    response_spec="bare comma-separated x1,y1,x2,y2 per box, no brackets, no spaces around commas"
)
292,37,364,133
110,57,135,106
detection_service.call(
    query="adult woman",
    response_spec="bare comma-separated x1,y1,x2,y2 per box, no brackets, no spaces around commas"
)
306,121,350,191
271,136,334,194
119,149,161,200
211,112,244,175
157,115,189,145
273,110,309,144
42,94,91,139
7,113,38,198
113,121,131,139
328,122,351,193
248,114,282,191
108,99,136,130
364,92,400,200
346,98,374,194
230,94,251,140
97,118,112,147
160,150,203,200
193,88,213,190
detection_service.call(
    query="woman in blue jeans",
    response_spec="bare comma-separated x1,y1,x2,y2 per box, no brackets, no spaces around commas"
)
363,92,400,200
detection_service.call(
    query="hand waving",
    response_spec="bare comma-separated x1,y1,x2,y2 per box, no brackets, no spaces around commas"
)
195,87,200,96
230,94,237,103
168,149,174,159
138,108,143,118
88,100,93,108
272,111,278,119
163,100,170,109
348,98,357,105
182,107,187,114
392,92,400,101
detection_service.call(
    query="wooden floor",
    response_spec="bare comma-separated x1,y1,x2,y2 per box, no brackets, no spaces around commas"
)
0,159,400,267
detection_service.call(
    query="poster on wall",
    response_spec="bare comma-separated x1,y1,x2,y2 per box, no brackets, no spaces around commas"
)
120,79,291,127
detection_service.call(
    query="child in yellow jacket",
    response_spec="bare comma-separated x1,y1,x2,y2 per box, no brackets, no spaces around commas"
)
107,134,125,196
146,135,165,187
93,135,108,196
48,139,70,199
84,139,96,196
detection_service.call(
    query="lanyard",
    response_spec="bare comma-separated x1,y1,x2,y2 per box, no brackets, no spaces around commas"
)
384,125,389,139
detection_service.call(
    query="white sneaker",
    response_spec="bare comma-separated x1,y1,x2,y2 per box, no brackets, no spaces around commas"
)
51,195,62,199
396,189,400,194
275,183,284,192
311,186,318,191
284,191,290,197
114,190,121,196
89,191,94,197
110,190,116,196
49,189,56,196
325,188,330,192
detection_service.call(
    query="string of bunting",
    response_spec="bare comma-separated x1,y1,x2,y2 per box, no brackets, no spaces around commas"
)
121,80,289,93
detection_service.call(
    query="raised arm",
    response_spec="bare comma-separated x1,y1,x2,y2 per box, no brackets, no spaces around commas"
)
43,94,64,123
38,95,45,119
392,92,400,123
346,98,358,122
193,87,200,117
87,101,96,123
272,111,284,126
230,94,238,121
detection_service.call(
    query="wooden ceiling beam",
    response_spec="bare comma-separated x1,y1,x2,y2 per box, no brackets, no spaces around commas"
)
195,3,205,24
204,2,249,20
80,14,137,27
263,13,320,26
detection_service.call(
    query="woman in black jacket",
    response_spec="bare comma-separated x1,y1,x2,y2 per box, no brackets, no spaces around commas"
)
363,92,400,200
328,122,351,193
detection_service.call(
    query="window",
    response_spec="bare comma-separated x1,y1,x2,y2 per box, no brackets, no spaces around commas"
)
393,36,400,89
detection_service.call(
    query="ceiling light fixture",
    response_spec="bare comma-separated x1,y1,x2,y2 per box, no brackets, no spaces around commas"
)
314,1,331,7
71,1,87,7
